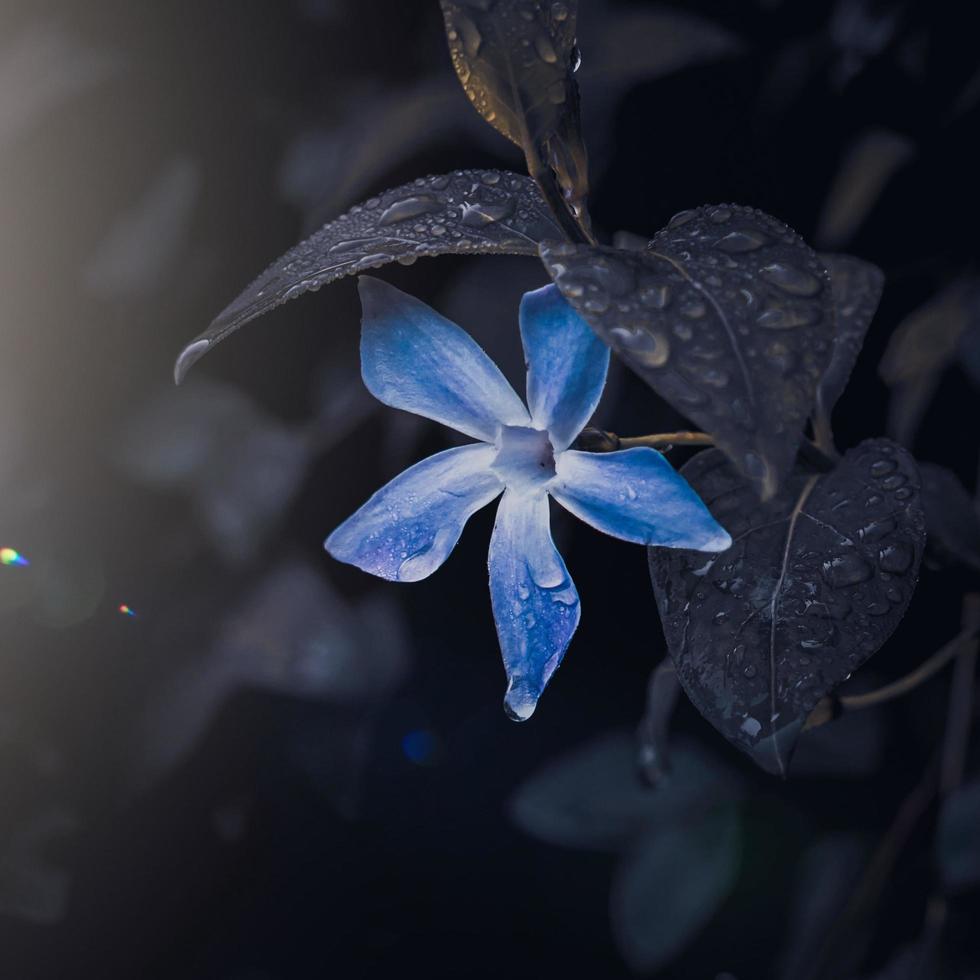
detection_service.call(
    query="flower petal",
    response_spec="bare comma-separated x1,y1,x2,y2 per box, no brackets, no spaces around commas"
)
552,449,732,551
359,276,529,441
488,490,580,721
520,284,610,451
326,444,502,581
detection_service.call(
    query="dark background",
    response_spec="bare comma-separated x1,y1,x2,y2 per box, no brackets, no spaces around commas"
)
1,0,978,977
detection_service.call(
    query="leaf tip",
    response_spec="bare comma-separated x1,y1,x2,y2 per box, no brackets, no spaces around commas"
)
173,337,211,385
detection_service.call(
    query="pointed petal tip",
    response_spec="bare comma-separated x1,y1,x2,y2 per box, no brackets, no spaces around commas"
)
704,528,733,553
173,338,211,385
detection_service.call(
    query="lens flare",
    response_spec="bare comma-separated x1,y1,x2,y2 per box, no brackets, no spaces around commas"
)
0,548,29,567
118,604,137,617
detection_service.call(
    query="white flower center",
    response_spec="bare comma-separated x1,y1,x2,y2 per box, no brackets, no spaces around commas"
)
491,425,557,494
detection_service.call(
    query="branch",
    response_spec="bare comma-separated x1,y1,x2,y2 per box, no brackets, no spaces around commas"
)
837,625,980,711
576,428,838,472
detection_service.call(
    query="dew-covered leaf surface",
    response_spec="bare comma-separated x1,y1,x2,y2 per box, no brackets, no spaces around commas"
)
611,804,741,974
509,731,741,852
541,206,835,498
919,463,980,572
439,0,588,221
175,170,562,381
815,252,885,427
649,440,925,775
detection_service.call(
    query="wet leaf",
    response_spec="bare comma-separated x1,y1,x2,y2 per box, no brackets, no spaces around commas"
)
439,0,588,227
611,804,741,973
649,440,925,775
919,463,980,572
509,732,741,852
175,170,562,382
879,278,980,445
815,253,885,427
541,207,834,497
937,776,980,891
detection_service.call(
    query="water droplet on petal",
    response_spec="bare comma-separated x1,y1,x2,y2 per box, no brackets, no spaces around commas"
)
504,681,537,722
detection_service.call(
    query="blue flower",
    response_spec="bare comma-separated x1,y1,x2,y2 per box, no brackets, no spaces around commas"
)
327,277,731,720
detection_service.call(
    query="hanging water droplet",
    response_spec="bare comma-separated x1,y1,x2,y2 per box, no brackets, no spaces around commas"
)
504,681,537,722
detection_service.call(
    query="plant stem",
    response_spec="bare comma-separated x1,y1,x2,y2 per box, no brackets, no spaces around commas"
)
529,161,594,245
617,431,713,449
837,624,980,711
580,428,839,472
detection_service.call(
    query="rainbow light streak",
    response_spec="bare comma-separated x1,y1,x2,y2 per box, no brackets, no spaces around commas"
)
0,548,29,567
118,604,137,618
